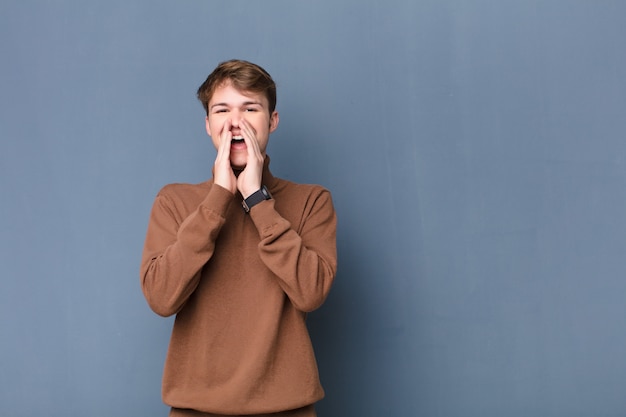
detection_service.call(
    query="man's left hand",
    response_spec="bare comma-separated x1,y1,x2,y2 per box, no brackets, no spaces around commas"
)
237,119,264,198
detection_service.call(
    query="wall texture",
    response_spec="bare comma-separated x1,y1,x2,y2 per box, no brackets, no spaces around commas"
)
1,1,625,416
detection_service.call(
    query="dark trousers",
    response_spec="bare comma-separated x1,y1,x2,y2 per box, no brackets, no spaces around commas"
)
169,404,316,417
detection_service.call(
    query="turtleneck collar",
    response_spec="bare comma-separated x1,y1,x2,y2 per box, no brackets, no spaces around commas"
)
260,155,278,190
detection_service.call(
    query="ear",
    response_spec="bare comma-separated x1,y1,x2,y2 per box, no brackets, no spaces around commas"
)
269,111,279,133
205,116,212,137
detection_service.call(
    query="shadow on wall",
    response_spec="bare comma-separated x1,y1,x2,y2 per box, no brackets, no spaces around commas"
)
307,225,406,415
272,98,411,414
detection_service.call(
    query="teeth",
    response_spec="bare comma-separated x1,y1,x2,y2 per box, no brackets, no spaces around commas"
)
232,136,243,140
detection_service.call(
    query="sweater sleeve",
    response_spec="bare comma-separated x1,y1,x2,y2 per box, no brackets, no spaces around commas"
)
249,188,337,312
140,184,233,317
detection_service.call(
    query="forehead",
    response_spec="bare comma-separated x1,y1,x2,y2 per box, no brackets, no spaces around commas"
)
208,82,269,107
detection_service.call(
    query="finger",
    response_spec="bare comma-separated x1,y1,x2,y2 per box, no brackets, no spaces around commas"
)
240,119,261,156
217,120,232,160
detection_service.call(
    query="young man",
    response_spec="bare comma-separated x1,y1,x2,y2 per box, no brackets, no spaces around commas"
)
140,60,337,417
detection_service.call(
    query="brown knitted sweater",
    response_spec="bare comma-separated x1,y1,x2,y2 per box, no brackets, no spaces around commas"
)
140,158,337,415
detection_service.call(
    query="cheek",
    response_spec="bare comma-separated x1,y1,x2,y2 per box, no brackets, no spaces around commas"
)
207,115,228,135
245,114,269,129
209,119,221,131
210,135,220,149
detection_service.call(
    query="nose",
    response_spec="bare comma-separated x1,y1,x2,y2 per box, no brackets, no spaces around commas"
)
230,109,243,127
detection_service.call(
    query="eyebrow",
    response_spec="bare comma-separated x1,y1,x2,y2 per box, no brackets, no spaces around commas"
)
210,101,263,110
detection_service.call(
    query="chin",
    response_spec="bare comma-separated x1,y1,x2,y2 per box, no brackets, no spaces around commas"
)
230,160,247,170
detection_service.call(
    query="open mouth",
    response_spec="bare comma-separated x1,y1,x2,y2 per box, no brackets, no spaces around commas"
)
232,135,244,144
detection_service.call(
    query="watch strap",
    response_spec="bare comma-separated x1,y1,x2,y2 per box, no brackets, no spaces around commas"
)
242,185,272,213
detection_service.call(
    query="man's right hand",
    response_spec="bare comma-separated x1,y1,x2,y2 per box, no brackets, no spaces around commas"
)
213,120,237,194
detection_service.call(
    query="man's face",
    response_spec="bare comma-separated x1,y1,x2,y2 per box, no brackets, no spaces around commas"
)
205,82,279,169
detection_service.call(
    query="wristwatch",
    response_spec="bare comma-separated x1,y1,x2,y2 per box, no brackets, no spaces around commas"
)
242,185,272,213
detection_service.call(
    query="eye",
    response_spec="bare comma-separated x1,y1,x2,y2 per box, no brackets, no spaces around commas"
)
213,108,228,114
245,107,258,112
